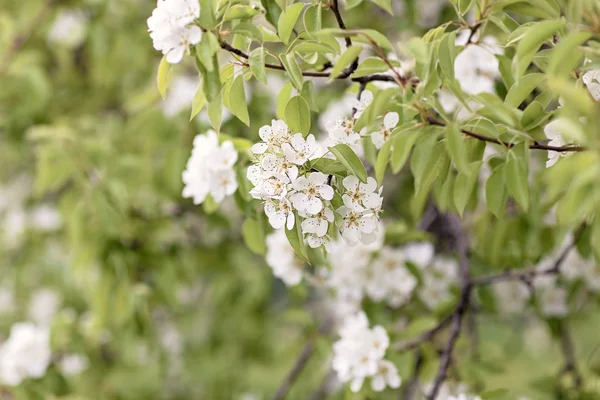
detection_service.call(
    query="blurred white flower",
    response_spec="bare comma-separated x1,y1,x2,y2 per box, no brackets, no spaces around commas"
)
0,322,51,386
48,9,88,48
266,230,304,286
29,204,62,232
371,112,399,149
492,281,531,314
28,288,62,327
162,75,200,117
59,354,89,376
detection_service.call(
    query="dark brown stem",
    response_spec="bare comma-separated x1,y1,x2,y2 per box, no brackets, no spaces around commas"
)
426,116,585,153
271,317,334,400
330,0,352,47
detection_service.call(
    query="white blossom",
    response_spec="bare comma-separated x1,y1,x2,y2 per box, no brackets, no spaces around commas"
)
182,130,238,205
282,134,318,165
371,112,399,149
29,204,62,232
290,172,334,214
0,322,51,386
332,312,399,393
582,67,600,100
301,207,334,247
147,0,202,64
28,288,61,327
543,119,568,168
364,247,418,307
337,196,379,244
162,75,200,116
492,281,531,314
265,197,295,230
350,90,373,119
534,276,568,317
59,354,89,376
48,9,88,48
454,34,501,96
266,230,304,286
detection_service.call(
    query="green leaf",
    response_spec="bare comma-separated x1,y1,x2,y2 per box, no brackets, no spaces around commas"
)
548,31,592,77
397,317,438,339
227,75,250,126
292,41,336,54
438,31,456,80
391,130,420,173
285,213,310,263
454,161,482,216
156,56,172,100
198,0,216,28
284,96,311,135
458,0,476,14
207,94,222,133
277,3,304,44
195,32,220,72
196,55,221,102
369,0,393,14
478,389,509,400
592,216,600,263
257,25,282,42
352,29,394,50
503,151,529,211
351,57,398,77
310,158,347,175
328,144,368,183
494,0,559,19
303,5,322,35
190,81,206,121
223,5,260,21
375,138,392,185
505,73,545,108
249,47,267,84
242,217,266,255
232,22,263,42
261,0,282,27
445,123,470,175
281,52,304,90
485,165,508,218
329,45,363,79
276,82,293,120
514,19,565,77
300,81,317,111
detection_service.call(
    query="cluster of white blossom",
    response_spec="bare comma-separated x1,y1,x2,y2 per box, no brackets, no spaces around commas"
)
0,322,51,386
47,9,89,49
533,274,568,317
147,0,202,64
247,119,383,249
265,230,304,286
492,280,531,315
58,354,89,377
325,236,432,313
182,130,238,205
324,90,373,155
332,312,400,393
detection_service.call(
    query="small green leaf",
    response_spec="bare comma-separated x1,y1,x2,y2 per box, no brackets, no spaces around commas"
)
548,31,592,77
199,0,216,28
207,94,222,133
277,3,304,44
485,165,508,218
329,45,363,79
249,47,267,84
232,22,263,42
514,19,565,77
190,81,206,121
227,75,250,126
276,82,293,120
284,96,311,135
157,56,172,100
261,0,282,27
257,25,282,42
223,4,260,21
196,55,221,102
454,161,482,216
369,0,393,14
438,31,456,79
303,5,322,35
351,57,398,77
328,144,368,183
285,213,310,263
445,123,470,175
281,52,304,90
242,217,266,255
195,32,220,71
375,139,391,186
310,158,347,175
391,130,420,173
505,73,545,108
503,151,529,211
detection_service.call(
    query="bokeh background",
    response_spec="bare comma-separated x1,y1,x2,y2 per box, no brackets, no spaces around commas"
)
2,0,600,399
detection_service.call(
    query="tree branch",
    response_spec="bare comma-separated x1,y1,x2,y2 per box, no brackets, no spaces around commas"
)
426,116,585,153
471,225,586,286
392,313,453,352
557,321,583,388
271,317,334,400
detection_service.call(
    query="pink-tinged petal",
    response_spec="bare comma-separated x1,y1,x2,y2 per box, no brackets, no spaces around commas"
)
384,111,399,129
305,196,323,214
343,175,359,191
308,172,327,185
318,184,334,200
286,213,295,230
251,142,268,154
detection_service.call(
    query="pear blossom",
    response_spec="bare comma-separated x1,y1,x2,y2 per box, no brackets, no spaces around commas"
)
264,198,294,230
371,112,399,149
59,354,89,376
47,9,88,48
290,172,334,214
350,90,373,118
337,196,379,244
182,130,238,205
371,360,401,392
534,276,568,317
282,134,318,165
147,0,202,64
326,116,362,150
454,33,502,95
341,176,380,211
492,281,531,314
543,119,568,168
251,120,293,154
582,67,600,100
301,207,334,247
28,288,61,327
0,322,51,386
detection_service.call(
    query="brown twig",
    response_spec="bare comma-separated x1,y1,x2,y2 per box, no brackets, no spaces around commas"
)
271,317,334,400
0,0,57,78
426,116,585,153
